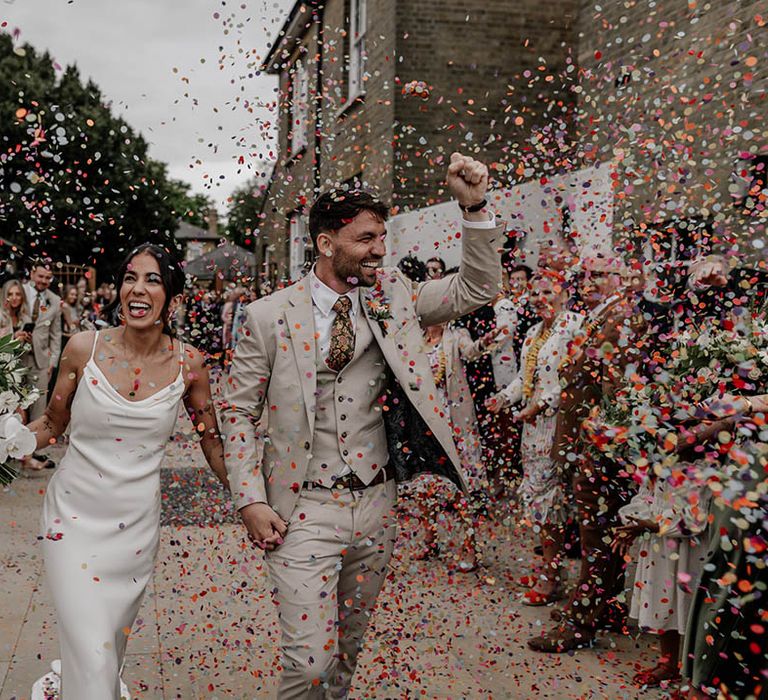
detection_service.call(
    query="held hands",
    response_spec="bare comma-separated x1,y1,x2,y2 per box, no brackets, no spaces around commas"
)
480,325,509,349
13,330,31,343
447,152,488,208
611,516,659,557
485,393,507,415
513,403,540,424
239,502,288,551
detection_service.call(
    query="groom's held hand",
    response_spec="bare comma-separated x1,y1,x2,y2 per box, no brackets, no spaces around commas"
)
239,502,288,551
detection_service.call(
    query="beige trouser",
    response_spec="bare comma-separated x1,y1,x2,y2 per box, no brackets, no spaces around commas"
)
28,364,50,422
266,479,397,700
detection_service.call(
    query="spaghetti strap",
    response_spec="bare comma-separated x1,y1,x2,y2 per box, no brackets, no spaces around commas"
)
88,330,99,363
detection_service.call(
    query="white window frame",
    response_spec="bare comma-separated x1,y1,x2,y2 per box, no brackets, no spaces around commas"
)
347,0,367,102
290,55,310,154
288,213,310,281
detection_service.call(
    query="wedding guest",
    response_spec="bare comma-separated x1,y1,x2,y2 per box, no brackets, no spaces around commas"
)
529,255,642,652
488,270,583,604
221,153,503,699
407,320,501,572
612,467,711,688
28,243,228,699
676,394,768,699
23,259,62,423
75,277,87,306
482,259,539,488
426,256,446,280
61,285,81,342
0,278,32,342
229,288,254,350
221,286,242,351
397,254,428,283
0,279,34,416
79,295,98,331
0,279,40,462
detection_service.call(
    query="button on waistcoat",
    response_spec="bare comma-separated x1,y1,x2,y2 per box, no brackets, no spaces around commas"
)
305,311,389,486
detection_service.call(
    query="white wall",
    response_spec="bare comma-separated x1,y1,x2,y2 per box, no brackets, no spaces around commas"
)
385,162,615,269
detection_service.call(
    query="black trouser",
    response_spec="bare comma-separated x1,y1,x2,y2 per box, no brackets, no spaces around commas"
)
562,457,631,630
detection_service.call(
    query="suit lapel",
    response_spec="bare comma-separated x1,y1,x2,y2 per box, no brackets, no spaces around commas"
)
362,288,464,479
285,278,317,433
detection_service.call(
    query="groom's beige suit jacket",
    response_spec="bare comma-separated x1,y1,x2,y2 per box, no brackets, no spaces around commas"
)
221,223,504,519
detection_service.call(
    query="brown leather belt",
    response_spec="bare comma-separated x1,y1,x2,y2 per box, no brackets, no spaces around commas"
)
303,463,395,491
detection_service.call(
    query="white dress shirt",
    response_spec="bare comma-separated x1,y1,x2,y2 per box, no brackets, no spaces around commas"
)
499,310,584,409
490,295,521,389
25,283,45,318
308,267,361,361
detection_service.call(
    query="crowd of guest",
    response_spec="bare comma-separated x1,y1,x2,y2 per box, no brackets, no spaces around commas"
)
181,285,258,364
396,244,767,697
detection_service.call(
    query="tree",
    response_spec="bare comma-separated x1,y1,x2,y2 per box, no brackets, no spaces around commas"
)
164,178,215,230
0,33,196,279
225,167,272,249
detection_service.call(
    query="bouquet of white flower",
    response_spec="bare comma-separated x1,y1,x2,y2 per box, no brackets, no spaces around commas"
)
0,333,40,484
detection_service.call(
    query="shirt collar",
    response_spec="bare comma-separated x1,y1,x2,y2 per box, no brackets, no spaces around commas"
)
309,267,360,318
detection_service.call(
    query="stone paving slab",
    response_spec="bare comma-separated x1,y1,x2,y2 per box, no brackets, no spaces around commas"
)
1,452,669,699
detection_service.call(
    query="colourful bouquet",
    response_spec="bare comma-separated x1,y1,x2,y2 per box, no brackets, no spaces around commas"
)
0,333,39,484
583,314,768,483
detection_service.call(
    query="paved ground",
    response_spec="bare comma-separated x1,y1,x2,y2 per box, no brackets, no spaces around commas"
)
1,418,668,699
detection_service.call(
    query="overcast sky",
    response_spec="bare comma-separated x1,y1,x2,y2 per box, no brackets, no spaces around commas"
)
2,0,294,212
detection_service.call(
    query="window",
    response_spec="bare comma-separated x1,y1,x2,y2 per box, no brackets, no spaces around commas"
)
290,55,310,154
347,0,367,102
288,212,312,281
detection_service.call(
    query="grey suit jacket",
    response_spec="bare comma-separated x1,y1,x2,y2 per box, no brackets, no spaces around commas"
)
221,222,504,518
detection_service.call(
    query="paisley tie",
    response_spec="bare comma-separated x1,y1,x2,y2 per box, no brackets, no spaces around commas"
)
327,296,354,372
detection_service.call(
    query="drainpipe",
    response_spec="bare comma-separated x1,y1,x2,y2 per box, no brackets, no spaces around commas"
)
313,3,325,197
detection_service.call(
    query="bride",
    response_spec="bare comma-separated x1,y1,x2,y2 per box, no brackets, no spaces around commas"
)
25,243,229,700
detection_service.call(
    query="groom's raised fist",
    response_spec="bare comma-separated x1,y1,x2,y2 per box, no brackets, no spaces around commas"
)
447,152,489,208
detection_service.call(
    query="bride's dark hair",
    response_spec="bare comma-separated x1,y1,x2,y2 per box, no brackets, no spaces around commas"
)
104,243,185,336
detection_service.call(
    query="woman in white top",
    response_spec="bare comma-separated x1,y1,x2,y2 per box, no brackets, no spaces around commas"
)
488,270,583,604
26,243,229,700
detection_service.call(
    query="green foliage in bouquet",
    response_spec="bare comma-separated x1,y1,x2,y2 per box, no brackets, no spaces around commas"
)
0,333,40,485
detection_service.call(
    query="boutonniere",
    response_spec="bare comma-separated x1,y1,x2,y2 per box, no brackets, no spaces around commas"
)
364,281,393,335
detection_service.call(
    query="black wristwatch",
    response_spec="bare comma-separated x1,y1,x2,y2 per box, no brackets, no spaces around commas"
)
458,199,487,213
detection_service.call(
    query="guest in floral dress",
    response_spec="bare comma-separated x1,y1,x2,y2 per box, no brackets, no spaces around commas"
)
488,271,583,604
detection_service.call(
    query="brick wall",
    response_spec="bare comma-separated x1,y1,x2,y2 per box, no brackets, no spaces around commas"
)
318,0,397,200
393,0,579,209
575,0,767,257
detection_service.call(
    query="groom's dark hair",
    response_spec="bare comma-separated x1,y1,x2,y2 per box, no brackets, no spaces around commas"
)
308,189,389,247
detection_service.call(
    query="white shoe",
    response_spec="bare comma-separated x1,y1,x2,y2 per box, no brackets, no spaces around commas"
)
31,661,60,700
32,660,131,700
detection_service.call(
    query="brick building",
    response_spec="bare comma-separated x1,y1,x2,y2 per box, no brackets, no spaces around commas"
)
256,0,766,289
573,0,767,265
257,0,578,287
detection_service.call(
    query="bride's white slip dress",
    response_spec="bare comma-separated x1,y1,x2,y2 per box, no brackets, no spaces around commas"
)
39,331,185,700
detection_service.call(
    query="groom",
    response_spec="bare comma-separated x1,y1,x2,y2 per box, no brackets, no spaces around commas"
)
221,153,503,698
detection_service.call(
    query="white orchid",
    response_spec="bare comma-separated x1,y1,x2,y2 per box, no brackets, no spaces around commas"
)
0,414,36,463
19,389,41,411
0,390,20,415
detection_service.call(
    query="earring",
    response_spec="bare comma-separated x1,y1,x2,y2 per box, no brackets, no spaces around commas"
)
116,304,125,323
325,250,332,257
